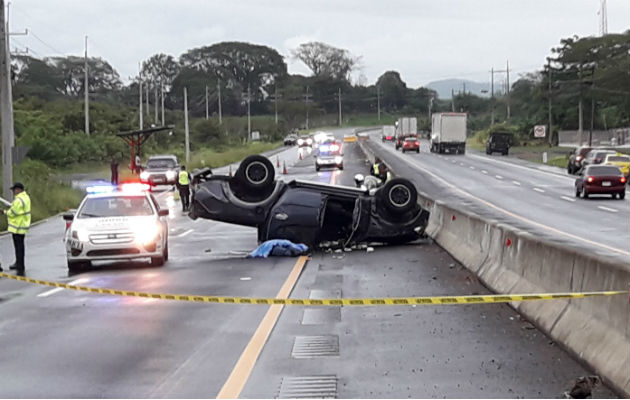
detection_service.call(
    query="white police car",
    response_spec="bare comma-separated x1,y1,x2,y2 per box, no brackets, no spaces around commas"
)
63,183,169,272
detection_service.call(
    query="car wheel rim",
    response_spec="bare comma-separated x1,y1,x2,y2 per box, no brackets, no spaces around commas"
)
245,161,268,185
389,184,411,208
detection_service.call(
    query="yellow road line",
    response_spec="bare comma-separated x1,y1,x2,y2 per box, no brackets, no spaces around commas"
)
216,255,308,399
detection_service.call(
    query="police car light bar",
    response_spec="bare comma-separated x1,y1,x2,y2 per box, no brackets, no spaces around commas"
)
120,182,151,193
86,185,115,194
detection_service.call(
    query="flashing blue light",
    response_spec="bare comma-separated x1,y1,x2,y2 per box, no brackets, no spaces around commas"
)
86,185,115,194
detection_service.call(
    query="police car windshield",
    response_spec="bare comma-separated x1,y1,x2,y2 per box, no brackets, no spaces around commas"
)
78,196,154,218
146,159,175,168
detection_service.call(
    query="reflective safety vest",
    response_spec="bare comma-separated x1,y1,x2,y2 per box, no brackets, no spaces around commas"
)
7,191,31,235
373,163,380,175
178,170,190,185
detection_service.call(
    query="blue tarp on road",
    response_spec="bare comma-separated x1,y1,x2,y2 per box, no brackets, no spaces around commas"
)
248,239,309,258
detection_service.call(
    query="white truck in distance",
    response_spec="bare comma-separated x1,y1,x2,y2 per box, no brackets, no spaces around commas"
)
381,126,395,142
430,112,467,154
395,117,418,150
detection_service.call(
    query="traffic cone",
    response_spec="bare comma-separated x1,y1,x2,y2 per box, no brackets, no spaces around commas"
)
282,161,287,175
276,156,280,168
228,165,233,177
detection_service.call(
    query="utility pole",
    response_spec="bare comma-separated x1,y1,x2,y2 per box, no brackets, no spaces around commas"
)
451,89,455,112
247,83,251,139
217,80,222,124
205,85,209,120
145,84,149,118
184,87,190,163
589,97,595,147
304,86,312,129
160,85,165,126
84,35,89,135
428,95,434,124
506,60,511,121
547,59,553,145
0,0,14,199
490,67,495,125
274,85,278,125
377,86,381,121
578,66,584,146
139,77,143,130
154,86,158,124
338,88,342,127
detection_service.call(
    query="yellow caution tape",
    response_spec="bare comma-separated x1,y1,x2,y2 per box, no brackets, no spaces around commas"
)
0,272,626,306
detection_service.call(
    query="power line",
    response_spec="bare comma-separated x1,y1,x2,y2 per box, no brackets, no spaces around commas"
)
28,30,65,56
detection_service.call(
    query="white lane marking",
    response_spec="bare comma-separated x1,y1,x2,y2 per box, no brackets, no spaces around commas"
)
38,278,89,297
240,277,252,281
561,196,576,202
176,229,193,238
468,153,574,182
379,144,630,257
495,175,503,180
512,181,521,186
470,166,475,170
598,206,619,213
38,288,64,297
459,163,465,167
533,187,545,193
482,170,488,174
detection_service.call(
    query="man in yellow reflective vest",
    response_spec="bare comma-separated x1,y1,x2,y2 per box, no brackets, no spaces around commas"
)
177,166,192,212
1,182,31,275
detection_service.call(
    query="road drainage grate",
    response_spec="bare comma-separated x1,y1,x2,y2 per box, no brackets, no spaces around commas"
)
291,335,339,358
277,375,338,398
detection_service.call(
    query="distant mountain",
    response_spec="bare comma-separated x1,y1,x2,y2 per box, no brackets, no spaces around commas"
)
426,79,490,99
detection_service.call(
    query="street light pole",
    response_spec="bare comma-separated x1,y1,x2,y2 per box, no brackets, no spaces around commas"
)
84,35,89,135
377,86,381,121
0,0,14,199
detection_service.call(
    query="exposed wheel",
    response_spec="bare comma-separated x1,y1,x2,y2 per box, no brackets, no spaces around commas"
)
620,192,626,200
338,164,344,170
486,149,491,155
163,239,169,261
151,255,165,267
378,178,417,215
402,149,406,153
315,165,320,172
581,187,589,199
502,150,507,156
575,187,581,198
416,148,420,153
235,155,275,192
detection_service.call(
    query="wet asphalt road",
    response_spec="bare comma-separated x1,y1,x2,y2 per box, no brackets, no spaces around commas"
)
366,133,630,263
0,129,615,398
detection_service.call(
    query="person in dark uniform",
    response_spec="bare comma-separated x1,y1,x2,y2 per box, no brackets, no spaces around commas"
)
110,158,119,185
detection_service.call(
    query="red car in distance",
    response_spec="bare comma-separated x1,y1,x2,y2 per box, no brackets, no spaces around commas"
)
575,165,626,199
402,137,420,153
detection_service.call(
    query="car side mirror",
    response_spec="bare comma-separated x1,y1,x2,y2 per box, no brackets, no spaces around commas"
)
158,209,169,217
62,212,74,221
354,174,365,187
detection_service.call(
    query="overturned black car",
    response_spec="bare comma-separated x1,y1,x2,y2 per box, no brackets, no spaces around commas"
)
189,155,429,248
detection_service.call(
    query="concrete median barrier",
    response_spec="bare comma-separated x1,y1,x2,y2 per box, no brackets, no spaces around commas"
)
358,134,630,396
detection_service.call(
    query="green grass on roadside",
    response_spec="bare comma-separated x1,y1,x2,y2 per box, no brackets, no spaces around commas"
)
189,141,281,169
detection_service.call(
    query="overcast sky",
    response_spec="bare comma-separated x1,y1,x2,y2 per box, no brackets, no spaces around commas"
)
7,0,630,87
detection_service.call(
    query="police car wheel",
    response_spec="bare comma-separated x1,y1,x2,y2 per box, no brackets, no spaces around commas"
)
151,255,165,267
67,260,90,272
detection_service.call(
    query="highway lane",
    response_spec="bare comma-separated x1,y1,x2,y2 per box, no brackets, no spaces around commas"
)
0,134,615,398
367,133,630,261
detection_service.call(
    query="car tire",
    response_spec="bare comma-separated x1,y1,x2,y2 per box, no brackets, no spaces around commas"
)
378,178,417,215
620,192,626,200
163,239,169,261
152,255,165,267
416,149,420,154
338,164,344,170
502,150,508,156
581,187,589,199
67,260,89,273
234,155,275,192
315,165,320,172
575,187,581,198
